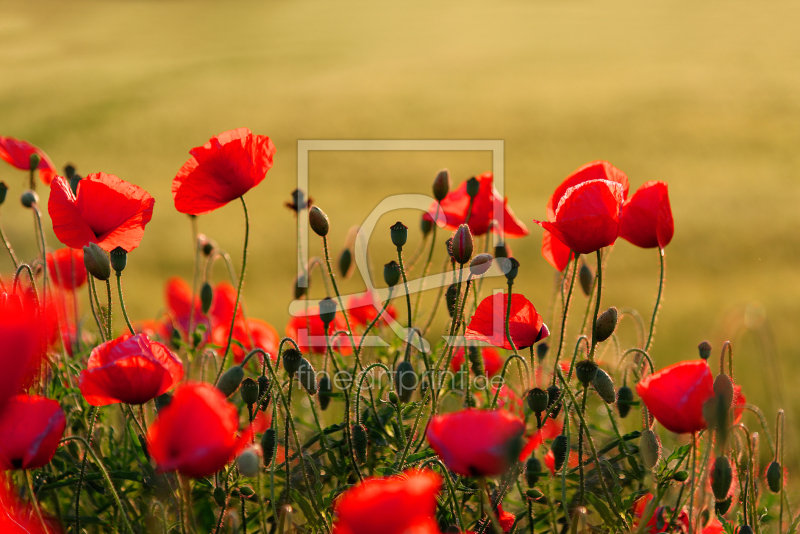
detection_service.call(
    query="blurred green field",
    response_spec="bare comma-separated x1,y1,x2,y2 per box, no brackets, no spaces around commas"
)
2,0,800,460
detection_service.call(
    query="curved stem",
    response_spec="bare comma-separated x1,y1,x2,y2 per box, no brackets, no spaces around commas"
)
355,287,393,356
553,256,579,381
645,247,665,352
74,406,98,534
321,235,358,364
0,222,19,268
588,249,603,360
397,248,413,331
116,273,135,335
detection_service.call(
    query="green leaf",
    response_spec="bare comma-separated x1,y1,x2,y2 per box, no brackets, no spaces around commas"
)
585,492,616,526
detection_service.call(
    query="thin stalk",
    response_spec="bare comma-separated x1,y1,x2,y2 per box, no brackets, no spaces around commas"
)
588,249,603,361
187,216,200,345
116,273,135,335
87,276,106,342
480,477,504,534
0,222,18,268
552,256,579,380
397,248,413,331
355,287,393,356
577,384,588,505
645,248,666,352
25,470,49,534
321,235,358,363
74,406,98,534
421,256,451,336
689,432,697,534
412,205,438,322
105,278,113,340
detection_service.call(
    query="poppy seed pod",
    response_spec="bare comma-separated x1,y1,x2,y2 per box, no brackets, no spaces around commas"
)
390,221,408,249
308,206,329,237
0,182,7,205
240,378,259,406
282,348,302,377
237,446,262,477
383,261,401,287
213,487,227,508
575,359,599,386
200,282,214,314
579,263,594,296
319,297,337,326
318,373,333,411
338,248,353,279
617,385,634,418
445,284,458,318
546,385,562,419
433,169,450,201
525,455,542,487
698,340,713,360
767,461,782,493
21,189,38,208
202,239,214,257
451,224,473,265
217,366,245,397
261,428,276,467
711,456,733,501
469,253,494,276
594,306,618,343
526,388,549,414
297,358,318,395
465,176,480,199
593,368,616,404
640,429,662,470
110,246,127,274
28,152,40,171
494,242,508,258
83,242,111,281
395,361,417,403
257,376,271,411
502,257,520,282
352,423,369,464
551,435,569,472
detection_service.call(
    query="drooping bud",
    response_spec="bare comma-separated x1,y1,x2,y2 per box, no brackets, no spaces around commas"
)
698,340,713,360
240,377,260,406
200,282,214,314
21,190,38,208
395,360,417,403
593,368,616,404
28,153,40,171
217,366,245,397
294,272,309,299
579,263,594,296
319,297,337,326
83,243,111,281
526,388,549,414
433,169,450,202
297,358,318,395
261,429,277,466
308,206,329,237
352,424,368,464
465,176,480,199
213,487,227,508
711,456,733,501
494,242,508,259
282,348,302,378
420,214,433,236
501,257,519,282
390,221,408,249
451,224,473,265
640,429,662,470
594,307,618,343
469,253,493,276
536,343,549,360
767,461,782,493
575,359,599,386
110,246,127,274
237,446,262,477
0,182,7,205
383,261,401,287
551,435,569,472
525,455,542,486
338,248,353,279
616,385,634,418
445,284,458,318
318,373,333,411
257,376,271,411
546,385,562,419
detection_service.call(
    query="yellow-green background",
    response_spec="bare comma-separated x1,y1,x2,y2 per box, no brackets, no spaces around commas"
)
2,1,799,463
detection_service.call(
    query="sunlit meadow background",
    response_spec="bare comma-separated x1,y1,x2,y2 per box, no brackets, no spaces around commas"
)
2,1,799,468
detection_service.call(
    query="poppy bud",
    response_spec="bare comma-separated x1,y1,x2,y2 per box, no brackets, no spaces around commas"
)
217,366,245,397
546,384,562,419
713,374,734,411
28,152,40,172
525,455,542,486
0,182,7,205
536,343,549,360
526,388,548,414
579,263,594,296
395,360,417,403
463,344,483,376
261,429,276,466
294,272,309,299
309,206,329,237
698,340,713,360
83,242,111,281
388,391,399,405
21,189,38,208
433,169,450,202
383,261,401,287
155,393,172,413
593,368,616,404
466,176,480,199
594,307,618,343
501,257,520,282
237,446,262,477
711,456,733,501
390,221,408,249
715,496,732,516
257,376,271,411
200,282,214,314
445,284,458,318
451,225,473,265
640,429,662,470
213,487,227,508
319,297,337,326
239,486,256,499
297,358,318,395
202,240,214,257
767,461,782,493
352,423,368,463
110,246,127,274
616,385,634,418
318,373,332,410
738,526,754,534
282,348,302,377
420,215,433,236
286,188,311,213
575,359,599,386
525,488,547,503
494,242,508,259
240,377,259,406
551,435,569,472
69,174,82,195
673,470,689,482
338,248,353,279
469,253,494,276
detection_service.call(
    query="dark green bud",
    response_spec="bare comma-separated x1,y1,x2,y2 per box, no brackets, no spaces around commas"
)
579,263,593,296
536,343,549,360
525,488,547,503
433,169,450,202
711,456,733,500
673,470,689,482
202,240,214,257
297,358,318,395
28,152,40,171
390,221,408,249
388,391,399,405
318,373,333,411
155,393,172,413
257,376,271,411
64,164,76,180
546,385,562,419
494,242,508,258
713,374,734,412
465,176,480,199
239,486,255,499
395,360,417,403
282,348,302,377
383,261,401,287
616,385,634,418
338,248,353,279
21,189,38,208
525,455,542,486
217,366,245,397
640,429,662,470
594,306,618,343
69,174,82,196
738,526,754,534
83,243,111,281
200,282,214,314
467,344,484,376
261,429,277,466
575,359,599,386
0,182,7,205
308,205,329,237
240,377,259,405
445,237,454,262
319,297,337,326
420,215,433,236
767,461,782,493
445,284,458,318
352,424,368,464
526,388,548,414
551,435,569,472
451,224,473,265
213,487,227,508
294,272,309,299
592,368,616,404
715,496,732,516
110,246,127,274
501,257,520,282
698,340,712,360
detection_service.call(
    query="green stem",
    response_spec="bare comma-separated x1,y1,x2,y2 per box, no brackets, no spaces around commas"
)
413,205,438,323
397,248,413,331
87,276,106,342
552,255,578,381
187,216,201,346
645,247,665,352
321,235,358,365
688,432,697,534
588,249,603,361
105,278,113,340
25,469,49,534
0,222,18,268
355,287,393,356
116,273,135,335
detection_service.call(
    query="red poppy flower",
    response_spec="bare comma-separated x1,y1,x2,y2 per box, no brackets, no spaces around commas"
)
133,319,171,341
465,293,549,350
332,469,442,534
79,333,183,406
541,230,571,272
427,409,525,477
48,172,155,252
632,494,689,533
702,518,724,534
209,281,244,329
496,504,515,533
148,382,252,478
172,128,276,215
0,473,55,534
0,305,44,413
636,360,714,434
450,345,504,377
164,277,205,333
346,291,397,327
619,181,674,249
518,417,562,460
212,318,280,363
46,248,87,289
0,395,65,470
427,172,528,238
285,309,352,355
733,385,745,424
0,136,57,185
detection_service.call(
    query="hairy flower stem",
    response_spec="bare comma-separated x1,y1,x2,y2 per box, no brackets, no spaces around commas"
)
75,406,99,534
0,222,18,268
325,335,364,483
216,197,249,386
413,205,439,322
321,235,358,363
553,256,579,380
284,380,293,506
688,432,697,534
645,247,665,352
577,385,588,505
588,249,603,361
187,216,201,347
422,257,451,336
479,477,504,534
116,273,135,335
25,469,49,534
397,248,413,331
87,276,107,342
105,278,113,340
